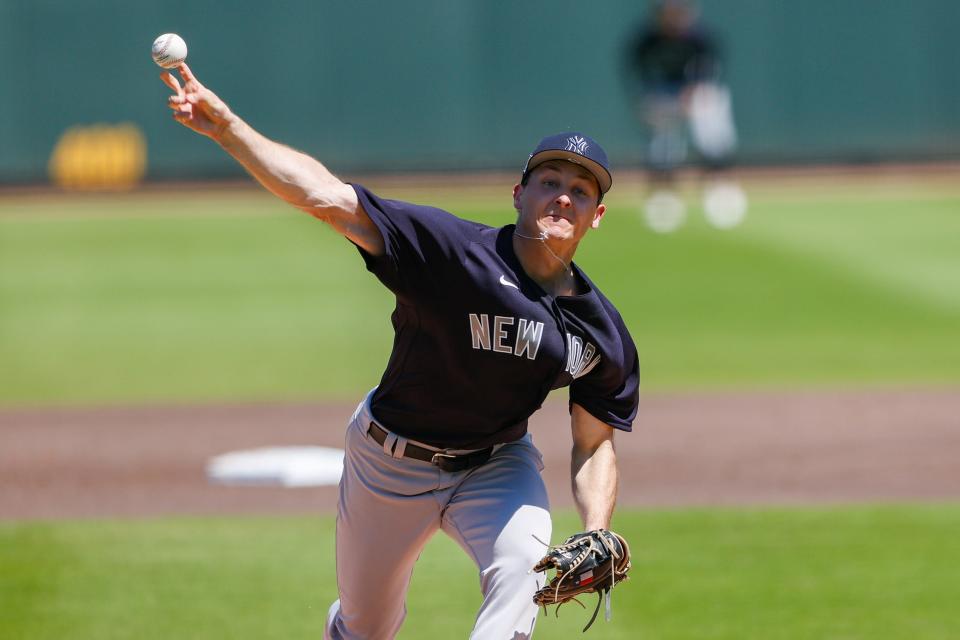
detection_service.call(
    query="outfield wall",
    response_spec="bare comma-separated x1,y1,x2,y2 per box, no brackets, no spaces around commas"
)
2,0,959,183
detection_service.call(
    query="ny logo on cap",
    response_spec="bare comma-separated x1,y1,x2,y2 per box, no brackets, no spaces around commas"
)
565,136,588,155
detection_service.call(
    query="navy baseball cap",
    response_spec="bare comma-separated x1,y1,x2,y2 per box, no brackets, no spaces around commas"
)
522,132,613,196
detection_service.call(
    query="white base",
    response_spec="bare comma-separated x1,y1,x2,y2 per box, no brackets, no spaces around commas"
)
206,446,344,487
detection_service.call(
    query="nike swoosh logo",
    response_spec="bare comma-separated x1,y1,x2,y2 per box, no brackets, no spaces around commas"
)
499,275,519,290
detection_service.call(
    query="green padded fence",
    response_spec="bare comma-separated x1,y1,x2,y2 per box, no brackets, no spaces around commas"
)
1,0,958,183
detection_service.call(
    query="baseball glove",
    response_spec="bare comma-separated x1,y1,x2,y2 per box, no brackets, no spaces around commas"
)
532,529,631,632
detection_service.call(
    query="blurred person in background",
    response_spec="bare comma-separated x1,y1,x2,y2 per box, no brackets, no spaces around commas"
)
625,0,747,232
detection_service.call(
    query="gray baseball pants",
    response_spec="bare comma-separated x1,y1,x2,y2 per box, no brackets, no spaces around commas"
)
324,391,552,639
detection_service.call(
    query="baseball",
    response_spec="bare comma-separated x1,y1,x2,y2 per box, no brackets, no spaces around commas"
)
151,33,188,69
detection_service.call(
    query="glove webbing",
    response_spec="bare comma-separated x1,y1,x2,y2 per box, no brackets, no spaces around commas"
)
541,530,627,632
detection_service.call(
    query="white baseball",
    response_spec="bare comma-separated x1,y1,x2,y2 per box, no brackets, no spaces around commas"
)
151,33,188,69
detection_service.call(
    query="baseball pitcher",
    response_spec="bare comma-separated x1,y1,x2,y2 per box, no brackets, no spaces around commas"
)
160,61,637,639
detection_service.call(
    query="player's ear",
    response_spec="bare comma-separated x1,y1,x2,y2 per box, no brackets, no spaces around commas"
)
591,203,606,229
512,183,523,212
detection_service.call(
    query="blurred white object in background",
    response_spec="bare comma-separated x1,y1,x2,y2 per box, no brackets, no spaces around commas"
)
643,189,687,233
688,82,738,161
702,180,748,229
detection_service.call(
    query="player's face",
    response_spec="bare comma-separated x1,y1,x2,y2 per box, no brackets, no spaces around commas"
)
513,161,606,243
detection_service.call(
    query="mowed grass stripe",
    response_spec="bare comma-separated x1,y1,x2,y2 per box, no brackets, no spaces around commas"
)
0,213,395,403
1,184,958,405
1,506,958,639
567,195,960,388
739,194,960,312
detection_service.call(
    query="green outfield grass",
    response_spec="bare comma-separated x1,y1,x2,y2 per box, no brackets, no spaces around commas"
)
1,506,958,639
1,178,958,406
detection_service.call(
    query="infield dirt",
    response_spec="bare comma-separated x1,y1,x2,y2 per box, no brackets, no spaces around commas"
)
2,387,958,521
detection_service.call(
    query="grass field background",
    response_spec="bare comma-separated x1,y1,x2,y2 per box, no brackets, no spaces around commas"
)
2,173,959,639
1,174,958,406
2,506,958,639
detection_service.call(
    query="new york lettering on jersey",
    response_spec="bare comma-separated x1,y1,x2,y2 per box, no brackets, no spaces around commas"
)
468,314,545,360
469,312,601,379
565,332,601,379
352,184,638,447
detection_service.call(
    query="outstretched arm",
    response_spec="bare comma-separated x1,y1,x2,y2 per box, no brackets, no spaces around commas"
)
570,403,619,530
161,63,384,256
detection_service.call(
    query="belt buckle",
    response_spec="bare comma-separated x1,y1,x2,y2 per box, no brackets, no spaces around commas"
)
430,451,459,471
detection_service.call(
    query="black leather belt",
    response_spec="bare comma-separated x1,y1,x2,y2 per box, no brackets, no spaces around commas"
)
367,422,493,473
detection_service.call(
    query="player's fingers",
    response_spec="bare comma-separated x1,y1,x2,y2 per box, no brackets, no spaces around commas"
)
185,91,216,109
172,108,193,124
159,71,183,95
177,62,199,86
185,87,217,106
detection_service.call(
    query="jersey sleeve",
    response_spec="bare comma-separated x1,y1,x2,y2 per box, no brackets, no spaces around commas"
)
351,184,477,297
568,308,640,432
